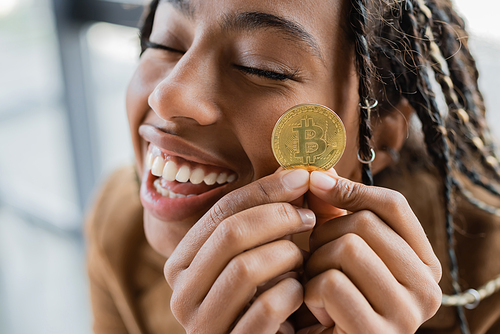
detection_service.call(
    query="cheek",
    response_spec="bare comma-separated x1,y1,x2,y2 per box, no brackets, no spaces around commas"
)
228,95,303,179
126,70,149,176
126,60,168,175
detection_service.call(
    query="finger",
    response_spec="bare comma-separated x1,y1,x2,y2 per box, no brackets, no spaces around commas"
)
306,168,346,226
306,192,346,226
306,234,407,317
310,210,442,284
304,269,383,332
230,278,303,334
189,240,302,333
166,168,310,284
180,203,315,303
309,171,439,270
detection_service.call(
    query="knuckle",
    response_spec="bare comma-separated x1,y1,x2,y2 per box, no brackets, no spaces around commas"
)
354,210,379,232
429,282,443,316
357,209,378,223
254,295,282,319
216,217,244,246
338,233,366,260
164,256,183,287
429,257,443,283
170,289,190,324
163,259,175,285
394,280,442,331
385,189,409,212
419,279,443,320
227,255,253,281
336,178,363,206
320,269,345,293
275,203,299,224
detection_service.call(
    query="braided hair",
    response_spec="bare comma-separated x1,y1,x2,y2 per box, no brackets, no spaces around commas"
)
139,1,499,332
351,0,499,333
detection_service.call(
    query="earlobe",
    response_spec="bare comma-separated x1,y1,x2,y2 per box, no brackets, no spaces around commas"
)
370,98,414,175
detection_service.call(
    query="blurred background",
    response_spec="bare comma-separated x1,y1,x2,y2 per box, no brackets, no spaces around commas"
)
0,0,499,333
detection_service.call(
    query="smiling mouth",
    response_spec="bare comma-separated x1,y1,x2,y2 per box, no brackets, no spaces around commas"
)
145,144,238,198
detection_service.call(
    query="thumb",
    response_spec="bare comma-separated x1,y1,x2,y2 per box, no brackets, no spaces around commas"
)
307,168,346,225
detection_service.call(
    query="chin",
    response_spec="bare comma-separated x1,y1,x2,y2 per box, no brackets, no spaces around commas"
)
142,209,194,258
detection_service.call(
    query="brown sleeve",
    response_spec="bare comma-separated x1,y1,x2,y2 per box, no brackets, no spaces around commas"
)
84,167,139,334
87,242,128,333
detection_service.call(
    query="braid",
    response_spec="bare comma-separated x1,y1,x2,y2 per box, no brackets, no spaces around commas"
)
397,1,469,332
428,3,499,150
417,2,500,203
350,0,375,186
409,2,500,202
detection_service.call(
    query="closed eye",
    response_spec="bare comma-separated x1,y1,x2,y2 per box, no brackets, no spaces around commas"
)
144,40,185,54
234,64,297,81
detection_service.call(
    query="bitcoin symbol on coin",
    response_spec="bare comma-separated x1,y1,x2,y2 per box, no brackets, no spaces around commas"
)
294,118,326,164
272,104,346,171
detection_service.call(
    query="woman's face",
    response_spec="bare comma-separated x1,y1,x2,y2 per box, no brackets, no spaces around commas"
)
127,0,361,256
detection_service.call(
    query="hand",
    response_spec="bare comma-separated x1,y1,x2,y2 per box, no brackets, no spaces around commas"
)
298,169,442,334
164,169,316,334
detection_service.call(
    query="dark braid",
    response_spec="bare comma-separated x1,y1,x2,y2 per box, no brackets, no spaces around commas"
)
422,2,500,194
407,1,500,201
395,2,469,332
350,0,376,186
427,3,500,166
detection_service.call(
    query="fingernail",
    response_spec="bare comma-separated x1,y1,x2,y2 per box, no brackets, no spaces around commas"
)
327,167,339,177
310,171,337,190
297,208,316,226
282,169,309,190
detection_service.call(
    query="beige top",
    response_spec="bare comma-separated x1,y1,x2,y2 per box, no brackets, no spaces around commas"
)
86,165,500,333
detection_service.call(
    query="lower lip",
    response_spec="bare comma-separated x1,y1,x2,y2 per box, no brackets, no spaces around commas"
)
140,170,230,222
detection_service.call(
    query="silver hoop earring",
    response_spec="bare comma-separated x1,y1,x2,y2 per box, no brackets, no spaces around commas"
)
357,148,376,164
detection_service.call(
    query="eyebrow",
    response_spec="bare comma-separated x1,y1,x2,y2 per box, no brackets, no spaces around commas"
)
160,0,195,17
221,11,323,61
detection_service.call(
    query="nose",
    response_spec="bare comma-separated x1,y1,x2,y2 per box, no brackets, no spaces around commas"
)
148,51,221,126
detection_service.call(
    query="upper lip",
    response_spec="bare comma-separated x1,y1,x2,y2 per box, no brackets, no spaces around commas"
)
139,124,236,172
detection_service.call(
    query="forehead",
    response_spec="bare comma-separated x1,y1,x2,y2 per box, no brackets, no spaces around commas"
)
157,0,351,56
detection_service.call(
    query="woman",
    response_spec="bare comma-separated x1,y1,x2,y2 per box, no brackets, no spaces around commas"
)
86,0,500,333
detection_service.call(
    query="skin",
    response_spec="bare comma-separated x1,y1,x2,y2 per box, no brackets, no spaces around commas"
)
126,0,443,332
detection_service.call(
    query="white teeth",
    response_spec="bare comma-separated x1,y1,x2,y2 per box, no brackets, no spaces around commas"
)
149,148,236,185
151,156,165,176
176,165,191,182
190,168,205,184
216,173,228,184
162,160,178,181
204,172,218,185
154,178,195,199
146,152,154,169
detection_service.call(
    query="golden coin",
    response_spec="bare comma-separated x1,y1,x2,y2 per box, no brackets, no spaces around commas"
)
272,104,346,171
